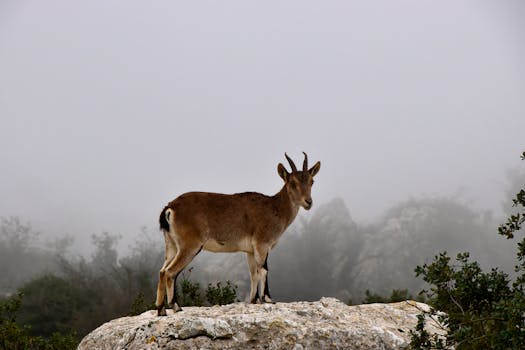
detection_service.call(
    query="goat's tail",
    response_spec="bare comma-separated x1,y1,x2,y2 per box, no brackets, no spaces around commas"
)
159,206,171,232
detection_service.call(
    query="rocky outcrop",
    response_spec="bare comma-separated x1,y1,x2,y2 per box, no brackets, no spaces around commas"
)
78,298,444,350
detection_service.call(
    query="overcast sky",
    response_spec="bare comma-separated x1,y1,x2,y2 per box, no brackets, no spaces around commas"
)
1,0,524,251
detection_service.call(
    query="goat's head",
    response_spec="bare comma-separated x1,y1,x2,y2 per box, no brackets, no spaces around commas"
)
277,152,321,210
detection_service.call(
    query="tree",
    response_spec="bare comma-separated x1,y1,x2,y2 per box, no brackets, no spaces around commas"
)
16,275,94,338
0,292,77,350
54,230,163,336
351,195,510,300
410,151,525,349
498,153,525,239
0,217,57,295
270,198,361,301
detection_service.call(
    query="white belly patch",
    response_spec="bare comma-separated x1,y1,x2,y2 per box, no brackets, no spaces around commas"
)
203,237,253,253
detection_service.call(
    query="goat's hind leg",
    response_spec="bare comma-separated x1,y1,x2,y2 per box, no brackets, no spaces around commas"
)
164,233,178,310
164,241,203,312
155,231,177,316
156,258,170,316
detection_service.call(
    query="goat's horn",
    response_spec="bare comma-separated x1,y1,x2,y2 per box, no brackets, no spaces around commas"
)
285,153,297,172
302,152,308,171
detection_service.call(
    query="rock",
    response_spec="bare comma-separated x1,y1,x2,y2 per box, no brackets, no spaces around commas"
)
78,298,444,350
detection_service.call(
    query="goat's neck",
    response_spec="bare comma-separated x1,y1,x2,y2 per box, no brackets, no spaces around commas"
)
273,186,300,229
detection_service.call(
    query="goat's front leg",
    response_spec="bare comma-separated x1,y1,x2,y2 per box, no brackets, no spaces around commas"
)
254,245,273,304
246,252,259,303
261,255,273,303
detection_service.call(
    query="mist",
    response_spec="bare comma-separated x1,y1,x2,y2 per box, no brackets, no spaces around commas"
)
1,0,525,316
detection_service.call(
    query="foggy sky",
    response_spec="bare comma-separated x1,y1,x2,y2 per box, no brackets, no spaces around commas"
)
1,0,524,252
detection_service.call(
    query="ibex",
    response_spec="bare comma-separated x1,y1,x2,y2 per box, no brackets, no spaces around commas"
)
155,152,321,316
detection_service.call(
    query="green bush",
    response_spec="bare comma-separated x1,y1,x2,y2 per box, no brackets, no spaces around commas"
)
410,152,525,349
361,288,419,304
362,289,388,304
171,268,237,307
128,292,155,316
177,276,204,307
16,274,93,338
0,293,77,350
411,252,521,349
205,281,238,305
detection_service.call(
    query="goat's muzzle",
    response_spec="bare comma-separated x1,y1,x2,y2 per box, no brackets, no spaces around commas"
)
303,198,313,210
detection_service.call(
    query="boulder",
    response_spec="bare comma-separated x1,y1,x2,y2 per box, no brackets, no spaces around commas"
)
78,298,444,349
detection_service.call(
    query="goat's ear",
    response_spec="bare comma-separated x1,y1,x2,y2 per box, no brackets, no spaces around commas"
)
309,161,321,177
277,163,289,181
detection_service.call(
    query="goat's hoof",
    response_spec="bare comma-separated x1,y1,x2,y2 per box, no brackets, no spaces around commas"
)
157,306,167,316
173,303,182,312
263,296,275,304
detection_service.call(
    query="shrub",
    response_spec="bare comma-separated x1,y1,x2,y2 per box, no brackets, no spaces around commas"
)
128,292,155,316
177,275,204,307
0,293,77,350
362,288,419,304
205,281,238,305
410,152,525,349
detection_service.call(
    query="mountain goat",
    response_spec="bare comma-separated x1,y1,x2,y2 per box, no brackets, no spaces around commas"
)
155,152,321,316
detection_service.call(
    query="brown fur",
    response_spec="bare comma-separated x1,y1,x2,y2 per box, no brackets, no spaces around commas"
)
155,153,320,315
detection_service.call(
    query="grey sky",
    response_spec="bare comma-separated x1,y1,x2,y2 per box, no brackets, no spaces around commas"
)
1,0,524,251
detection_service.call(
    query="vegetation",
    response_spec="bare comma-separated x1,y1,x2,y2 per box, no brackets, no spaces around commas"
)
361,288,422,304
269,194,512,304
128,292,152,316
16,275,93,338
205,281,238,305
178,272,204,307
0,217,58,296
410,152,525,349
0,293,77,350
128,272,239,315
0,152,522,348
0,226,240,347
